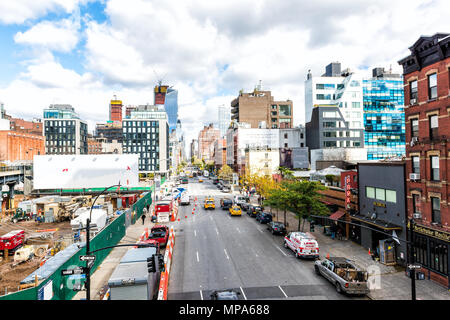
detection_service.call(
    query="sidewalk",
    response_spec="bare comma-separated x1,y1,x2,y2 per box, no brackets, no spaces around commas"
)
265,202,450,300
72,218,155,300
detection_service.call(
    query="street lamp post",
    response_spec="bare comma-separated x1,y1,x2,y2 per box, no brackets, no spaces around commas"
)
85,183,121,300
409,218,416,300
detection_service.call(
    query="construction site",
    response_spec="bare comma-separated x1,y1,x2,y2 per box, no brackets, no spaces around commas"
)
0,191,140,295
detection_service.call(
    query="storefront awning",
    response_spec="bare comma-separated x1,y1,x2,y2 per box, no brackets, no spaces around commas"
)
350,215,403,230
329,210,346,221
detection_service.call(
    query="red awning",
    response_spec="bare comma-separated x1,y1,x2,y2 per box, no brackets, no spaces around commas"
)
329,210,346,221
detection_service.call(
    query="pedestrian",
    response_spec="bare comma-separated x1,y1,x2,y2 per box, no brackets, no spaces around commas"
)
141,212,146,225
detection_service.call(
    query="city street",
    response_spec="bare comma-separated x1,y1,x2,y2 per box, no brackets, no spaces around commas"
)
168,178,368,300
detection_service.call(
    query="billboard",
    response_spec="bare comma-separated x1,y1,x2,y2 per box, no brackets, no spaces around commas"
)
279,148,293,169
33,154,139,189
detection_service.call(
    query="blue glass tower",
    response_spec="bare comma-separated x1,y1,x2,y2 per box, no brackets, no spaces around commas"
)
164,88,178,131
363,68,405,160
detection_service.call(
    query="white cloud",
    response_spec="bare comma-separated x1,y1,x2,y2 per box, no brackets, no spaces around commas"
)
14,17,80,52
0,0,90,24
1,0,450,148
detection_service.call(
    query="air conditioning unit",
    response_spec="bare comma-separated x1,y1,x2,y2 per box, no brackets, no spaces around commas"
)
409,173,420,181
410,98,417,105
410,136,418,146
413,213,422,219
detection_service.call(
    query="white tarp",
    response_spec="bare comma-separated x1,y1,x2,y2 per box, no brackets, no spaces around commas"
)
33,154,139,189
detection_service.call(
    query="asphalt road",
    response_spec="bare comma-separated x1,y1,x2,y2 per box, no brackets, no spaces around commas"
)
167,178,367,300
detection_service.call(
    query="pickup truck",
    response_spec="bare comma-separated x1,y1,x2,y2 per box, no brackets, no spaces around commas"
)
283,232,319,259
314,257,370,295
147,225,169,248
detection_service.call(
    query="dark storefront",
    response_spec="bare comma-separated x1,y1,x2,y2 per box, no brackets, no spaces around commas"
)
410,222,449,288
356,161,408,266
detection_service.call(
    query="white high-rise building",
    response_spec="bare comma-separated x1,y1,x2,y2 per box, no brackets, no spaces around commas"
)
218,105,231,137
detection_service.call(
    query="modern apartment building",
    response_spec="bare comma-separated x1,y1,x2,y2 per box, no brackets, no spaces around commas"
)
165,88,178,132
230,89,293,129
218,105,231,137
398,33,450,288
122,104,169,175
198,123,220,162
363,68,406,160
305,62,367,169
43,104,88,155
95,122,123,143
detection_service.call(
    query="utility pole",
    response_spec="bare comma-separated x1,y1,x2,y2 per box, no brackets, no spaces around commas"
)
409,218,416,300
85,218,91,301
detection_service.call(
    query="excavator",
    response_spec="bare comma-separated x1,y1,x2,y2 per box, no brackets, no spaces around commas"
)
55,196,90,222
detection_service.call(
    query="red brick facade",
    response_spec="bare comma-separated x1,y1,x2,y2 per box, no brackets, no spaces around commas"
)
399,33,450,288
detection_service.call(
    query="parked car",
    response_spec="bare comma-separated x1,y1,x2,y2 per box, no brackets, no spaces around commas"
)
255,211,272,224
221,186,230,193
213,178,219,184
217,183,223,190
284,232,319,259
240,202,250,212
247,204,262,217
314,257,370,295
135,239,160,253
234,195,246,207
210,289,240,300
147,225,169,248
220,198,233,210
267,221,287,235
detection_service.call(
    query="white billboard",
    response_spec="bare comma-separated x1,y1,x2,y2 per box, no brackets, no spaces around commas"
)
33,154,139,189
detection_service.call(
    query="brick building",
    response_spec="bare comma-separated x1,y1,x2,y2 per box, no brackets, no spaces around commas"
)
198,123,220,162
0,131,44,162
398,33,450,288
231,89,293,129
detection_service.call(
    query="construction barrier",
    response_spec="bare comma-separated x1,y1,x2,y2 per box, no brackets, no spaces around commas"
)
170,202,179,222
157,226,175,300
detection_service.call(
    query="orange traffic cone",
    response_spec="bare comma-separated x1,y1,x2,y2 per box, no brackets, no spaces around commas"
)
326,253,330,259
368,248,371,256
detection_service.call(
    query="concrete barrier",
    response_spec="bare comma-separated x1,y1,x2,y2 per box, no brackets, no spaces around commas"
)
157,226,175,300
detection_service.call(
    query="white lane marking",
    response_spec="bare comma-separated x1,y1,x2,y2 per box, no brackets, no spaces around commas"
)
278,285,288,298
215,228,219,235
196,251,199,262
199,290,203,300
194,230,197,237
240,287,247,300
209,216,213,221
236,227,241,233
257,227,264,233
275,245,288,256
224,249,230,260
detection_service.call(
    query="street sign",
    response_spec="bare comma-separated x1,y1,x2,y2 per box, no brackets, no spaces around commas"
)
61,267,86,276
408,264,421,270
80,255,96,262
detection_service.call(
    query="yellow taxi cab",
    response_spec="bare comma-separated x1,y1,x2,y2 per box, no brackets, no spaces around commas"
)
204,197,215,210
189,175,194,178
199,178,204,183
229,205,242,216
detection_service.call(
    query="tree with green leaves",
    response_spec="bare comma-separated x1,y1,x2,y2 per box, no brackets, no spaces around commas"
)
265,187,290,225
277,166,294,180
218,164,233,183
282,180,330,231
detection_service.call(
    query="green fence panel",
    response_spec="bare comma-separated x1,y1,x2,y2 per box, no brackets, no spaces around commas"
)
0,287,37,300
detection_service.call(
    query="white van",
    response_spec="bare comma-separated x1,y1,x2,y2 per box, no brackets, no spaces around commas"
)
180,192,190,205
234,195,246,206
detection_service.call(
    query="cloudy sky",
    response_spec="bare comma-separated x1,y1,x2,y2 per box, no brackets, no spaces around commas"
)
0,0,449,144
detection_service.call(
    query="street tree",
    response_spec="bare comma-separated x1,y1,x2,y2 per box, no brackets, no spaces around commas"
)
277,166,294,180
282,180,330,231
218,164,233,183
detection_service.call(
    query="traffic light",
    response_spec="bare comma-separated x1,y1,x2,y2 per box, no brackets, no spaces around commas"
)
157,254,165,272
147,256,156,273
310,220,315,232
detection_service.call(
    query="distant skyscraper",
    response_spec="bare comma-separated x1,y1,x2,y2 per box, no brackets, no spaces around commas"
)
218,105,231,136
363,68,405,160
164,88,178,131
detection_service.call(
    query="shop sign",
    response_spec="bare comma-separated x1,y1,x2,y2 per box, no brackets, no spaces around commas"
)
408,222,450,242
373,201,386,208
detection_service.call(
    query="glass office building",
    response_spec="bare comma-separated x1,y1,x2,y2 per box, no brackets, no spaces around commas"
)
363,69,405,160
164,88,178,131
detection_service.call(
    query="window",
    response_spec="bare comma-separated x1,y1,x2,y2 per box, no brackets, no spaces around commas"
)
284,133,288,139
429,115,438,139
350,80,360,87
413,234,428,267
366,187,375,199
410,80,418,101
431,197,441,224
279,105,291,116
411,119,419,138
323,121,336,128
352,102,360,108
430,156,439,181
412,156,420,173
316,83,335,90
323,111,337,118
375,188,385,201
412,194,420,213
337,84,345,90
323,131,337,137
429,240,448,275
385,190,396,203
428,73,437,99
316,94,332,100
323,141,337,147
